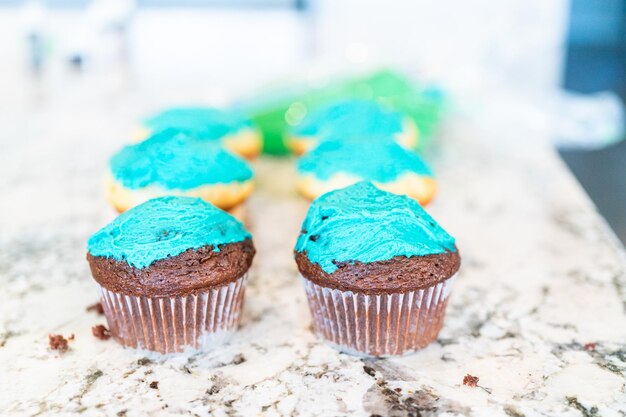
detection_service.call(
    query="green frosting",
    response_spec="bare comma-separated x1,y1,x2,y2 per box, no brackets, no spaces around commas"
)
295,182,456,273
297,139,433,182
110,129,253,190
292,100,406,140
88,196,251,269
144,107,253,140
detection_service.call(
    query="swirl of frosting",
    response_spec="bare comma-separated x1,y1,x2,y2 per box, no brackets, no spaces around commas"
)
110,129,253,190
88,196,251,269
295,182,456,273
292,100,406,140
297,138,433,182
143,107,254,140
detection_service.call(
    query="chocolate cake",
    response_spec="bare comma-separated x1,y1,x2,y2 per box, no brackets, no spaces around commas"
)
294,181,460,356
87,241,254,298
86,196,255,353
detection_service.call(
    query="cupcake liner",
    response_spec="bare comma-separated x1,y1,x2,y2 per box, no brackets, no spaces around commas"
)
99,274,247,353
302,275,455,357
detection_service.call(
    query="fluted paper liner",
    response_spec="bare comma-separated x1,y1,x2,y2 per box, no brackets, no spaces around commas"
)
302,275,455,356
99,274,247,353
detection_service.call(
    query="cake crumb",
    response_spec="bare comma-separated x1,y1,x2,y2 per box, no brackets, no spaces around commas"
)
92,325,111,340
48,334,69,352
463,374,479,387
149,381,159,389
87,302,104,315
584,342,597,351
68,334,75,341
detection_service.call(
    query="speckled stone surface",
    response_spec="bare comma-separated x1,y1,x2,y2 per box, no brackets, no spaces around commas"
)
0,95,625,416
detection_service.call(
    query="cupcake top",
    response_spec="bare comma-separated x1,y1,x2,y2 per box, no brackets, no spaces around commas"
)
88,196,251,269
110,129,253,190
143,107,254,140
291,100,406,140
294,182,459,293
297,139,433,182
87,197,255,296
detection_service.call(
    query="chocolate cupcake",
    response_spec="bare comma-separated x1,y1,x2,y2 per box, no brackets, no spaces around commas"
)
294,182,460,356
87,196,255,353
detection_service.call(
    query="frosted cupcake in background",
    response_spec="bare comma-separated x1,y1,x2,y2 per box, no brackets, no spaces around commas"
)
135,107,262,159
286,100,418,155
87,196,255,353
106,129,254,216
294,182,460,356
296,138,436,205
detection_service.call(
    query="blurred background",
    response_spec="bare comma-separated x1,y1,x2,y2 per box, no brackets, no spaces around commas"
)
0,0,624,243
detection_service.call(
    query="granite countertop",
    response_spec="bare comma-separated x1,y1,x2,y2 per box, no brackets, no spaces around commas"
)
0,91,625,417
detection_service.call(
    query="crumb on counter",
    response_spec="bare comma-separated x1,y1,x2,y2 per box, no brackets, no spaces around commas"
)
92,325,111,340
463,374,479,387
584,342,597,351
48,334,69,352
87,302,104,315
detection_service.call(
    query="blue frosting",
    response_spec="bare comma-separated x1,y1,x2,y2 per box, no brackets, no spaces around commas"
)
144,107,253,140
297,139,433,182
88,196,251,269
110,129,253,190
295,182,456,273
292,100,406,140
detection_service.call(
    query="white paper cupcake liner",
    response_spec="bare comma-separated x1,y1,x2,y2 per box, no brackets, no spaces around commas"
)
302,275,455,357
98,274,247,353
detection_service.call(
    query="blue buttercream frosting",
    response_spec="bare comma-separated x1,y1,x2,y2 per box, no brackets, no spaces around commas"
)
297,139,433,182
144,107,253,140
292,100,406,140
88,196,251,269
295,182,456,274
110,129,253,190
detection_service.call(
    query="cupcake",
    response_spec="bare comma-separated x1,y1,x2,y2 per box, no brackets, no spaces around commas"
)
106,129,254,214
87,196,255,353
286,100,418,155
135,107,262,159
294,182,460,356
296,139,436,205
